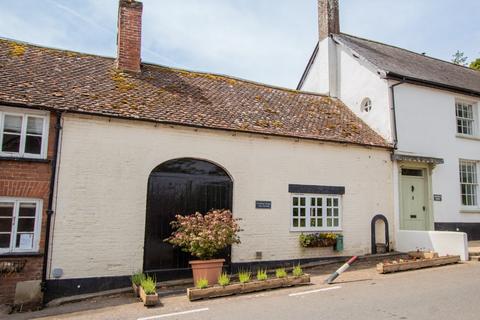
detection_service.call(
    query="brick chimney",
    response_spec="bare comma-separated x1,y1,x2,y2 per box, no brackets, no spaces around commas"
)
116,0,143,72
318,0,340,41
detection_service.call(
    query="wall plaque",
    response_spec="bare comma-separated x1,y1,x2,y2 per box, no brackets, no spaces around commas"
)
255,201,271,209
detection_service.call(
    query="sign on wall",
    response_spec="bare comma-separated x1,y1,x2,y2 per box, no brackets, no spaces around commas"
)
255,201,272,209
433,194,442,201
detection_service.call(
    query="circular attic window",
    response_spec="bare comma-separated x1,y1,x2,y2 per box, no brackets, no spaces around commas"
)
361,98,372,113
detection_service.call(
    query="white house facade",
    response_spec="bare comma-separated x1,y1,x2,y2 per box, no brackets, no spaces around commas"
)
299,0,480,241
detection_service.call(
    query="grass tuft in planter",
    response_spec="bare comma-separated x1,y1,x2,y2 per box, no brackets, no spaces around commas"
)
131,271,145,297
275,268,287,278
256,269,268,281
218,272,230,286
140,275,158,306
292,264,303,277
238,270,251,283
196,278,209,289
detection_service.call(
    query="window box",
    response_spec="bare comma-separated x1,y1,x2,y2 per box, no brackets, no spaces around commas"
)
299,232,339,248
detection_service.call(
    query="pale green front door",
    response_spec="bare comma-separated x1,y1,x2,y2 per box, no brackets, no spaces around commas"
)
400,168,428,230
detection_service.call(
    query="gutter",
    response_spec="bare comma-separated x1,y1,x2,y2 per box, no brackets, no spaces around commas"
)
389,80,405,149
41,110,63,304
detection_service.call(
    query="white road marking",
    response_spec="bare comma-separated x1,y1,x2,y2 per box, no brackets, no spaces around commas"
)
137,308,209,320
288,285,342,297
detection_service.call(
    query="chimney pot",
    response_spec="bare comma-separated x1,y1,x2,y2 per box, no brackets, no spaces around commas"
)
116,0,143,72
318,0,340,41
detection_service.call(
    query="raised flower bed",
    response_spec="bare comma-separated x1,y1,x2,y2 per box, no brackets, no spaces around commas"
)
187,274,311,301
377,252,460,274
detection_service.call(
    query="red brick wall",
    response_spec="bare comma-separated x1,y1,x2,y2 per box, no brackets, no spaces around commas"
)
0,112,57,305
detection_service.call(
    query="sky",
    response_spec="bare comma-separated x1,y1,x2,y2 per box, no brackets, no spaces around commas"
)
0,0,478,89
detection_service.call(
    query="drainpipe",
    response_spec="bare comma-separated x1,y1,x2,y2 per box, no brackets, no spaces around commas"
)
41,111,63,304
389,79,405,149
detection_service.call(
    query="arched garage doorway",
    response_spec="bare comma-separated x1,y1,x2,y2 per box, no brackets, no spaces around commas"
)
143,158,233,280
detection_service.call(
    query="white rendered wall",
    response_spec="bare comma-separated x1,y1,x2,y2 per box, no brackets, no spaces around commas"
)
394,83,480,224
300,39,331,95
49,114,394,279
396,230,469,261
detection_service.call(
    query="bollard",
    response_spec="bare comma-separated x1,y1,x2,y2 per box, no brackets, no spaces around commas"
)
324,256,358,284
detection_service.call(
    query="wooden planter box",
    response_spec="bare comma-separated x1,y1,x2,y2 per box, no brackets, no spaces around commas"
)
132,283,140,297
302,239,336,248
187,274,310,301
139,286,159,306
377,255,460,274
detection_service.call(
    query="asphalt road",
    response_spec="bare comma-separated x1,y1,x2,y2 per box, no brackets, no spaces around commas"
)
6,262,480,320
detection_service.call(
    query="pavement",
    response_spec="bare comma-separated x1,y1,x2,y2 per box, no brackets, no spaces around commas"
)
3,260,480,320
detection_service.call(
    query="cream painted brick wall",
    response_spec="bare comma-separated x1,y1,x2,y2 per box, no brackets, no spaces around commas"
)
49,114,394,279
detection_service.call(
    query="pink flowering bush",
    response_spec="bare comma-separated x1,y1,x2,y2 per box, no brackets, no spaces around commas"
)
166,209,241,260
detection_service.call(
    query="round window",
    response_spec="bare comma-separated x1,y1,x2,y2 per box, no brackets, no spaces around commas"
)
361,98,372,113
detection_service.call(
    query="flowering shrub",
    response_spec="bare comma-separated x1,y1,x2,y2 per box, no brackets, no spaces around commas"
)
166,209,241,260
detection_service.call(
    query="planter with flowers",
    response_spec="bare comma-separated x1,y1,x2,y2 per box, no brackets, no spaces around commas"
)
299,232,339,248
166,209,241,287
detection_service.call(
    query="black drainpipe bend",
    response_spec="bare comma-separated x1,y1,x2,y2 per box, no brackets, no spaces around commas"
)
41,111,63,304
389,79,405,150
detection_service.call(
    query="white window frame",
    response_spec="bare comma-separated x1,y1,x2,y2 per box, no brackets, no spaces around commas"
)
459,160,479,209
0,106,49,159
0,197,43,254
290,194,342,232
455,100,478,137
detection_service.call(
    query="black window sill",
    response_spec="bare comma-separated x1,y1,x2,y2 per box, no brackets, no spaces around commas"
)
0,156,50,163
0,252,44,258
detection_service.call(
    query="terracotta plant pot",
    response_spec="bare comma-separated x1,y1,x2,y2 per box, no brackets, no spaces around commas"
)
190,259,225,286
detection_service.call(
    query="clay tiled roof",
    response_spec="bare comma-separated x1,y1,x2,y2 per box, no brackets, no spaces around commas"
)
334,34,480,95
0,38,389,148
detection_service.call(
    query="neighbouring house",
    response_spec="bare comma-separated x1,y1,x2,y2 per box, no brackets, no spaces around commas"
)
0,87,60,305
299,0,480,241
0,0,394,302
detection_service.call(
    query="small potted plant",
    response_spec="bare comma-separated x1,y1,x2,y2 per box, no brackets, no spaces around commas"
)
166,209,241,286
131,271,145,297
139,275,158,306
299,233,338,248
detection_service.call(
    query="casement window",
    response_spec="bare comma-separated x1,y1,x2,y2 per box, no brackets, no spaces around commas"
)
459,160,478,207
456,101,476,136
0,198,42,254
291,195,342,231
0,109,49,159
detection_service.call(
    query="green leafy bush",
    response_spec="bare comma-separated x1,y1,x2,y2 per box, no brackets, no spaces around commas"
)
275,268,287,278
256,269,268,281
299,232,338,248
292,264,303,277
166,209,241,259
140,275,157,295
196,278,209,289
238,270,251,283
218,272,230,286
131,271,145,286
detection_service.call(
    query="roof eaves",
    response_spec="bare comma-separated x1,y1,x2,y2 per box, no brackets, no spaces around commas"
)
385,72,480,98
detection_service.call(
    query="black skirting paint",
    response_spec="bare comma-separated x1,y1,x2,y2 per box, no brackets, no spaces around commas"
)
435,222,480,241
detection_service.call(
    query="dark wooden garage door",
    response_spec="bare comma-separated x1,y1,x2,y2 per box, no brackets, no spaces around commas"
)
143,158,233,280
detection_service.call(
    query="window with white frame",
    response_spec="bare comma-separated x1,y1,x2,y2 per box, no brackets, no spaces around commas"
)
0,109,49,158
459,160,478,207
456,102,476,136
0,199,42,253
291,194,341,231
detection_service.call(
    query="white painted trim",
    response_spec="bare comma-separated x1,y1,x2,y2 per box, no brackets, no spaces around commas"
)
456,133,480,141
289,194,342,232
0,106,50,159
0,197,43,254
